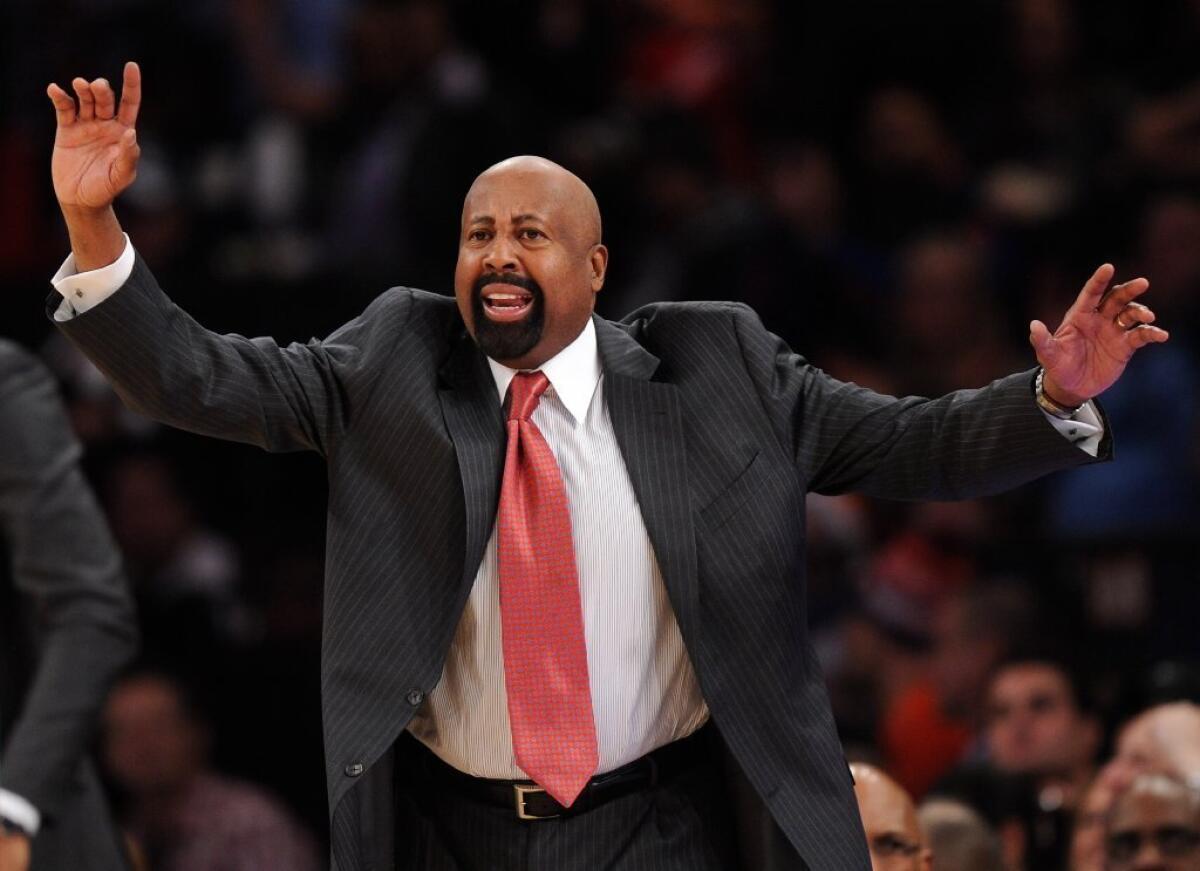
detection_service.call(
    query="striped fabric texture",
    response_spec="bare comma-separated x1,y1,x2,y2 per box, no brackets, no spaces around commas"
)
51,258,1110,871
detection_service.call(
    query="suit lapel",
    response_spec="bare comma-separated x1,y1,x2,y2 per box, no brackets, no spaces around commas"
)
595,317,700,647
437,330,506,590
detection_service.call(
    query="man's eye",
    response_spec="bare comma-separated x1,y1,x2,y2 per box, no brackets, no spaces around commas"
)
520,228,544,240
468,230,490,242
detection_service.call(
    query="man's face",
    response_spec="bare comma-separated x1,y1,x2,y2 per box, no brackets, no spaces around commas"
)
985,663,1096,776
454,162,606,369
1106,782,1200,871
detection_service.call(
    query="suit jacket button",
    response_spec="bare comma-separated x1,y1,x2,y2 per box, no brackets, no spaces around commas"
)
406,688,425,706
345,763,364,777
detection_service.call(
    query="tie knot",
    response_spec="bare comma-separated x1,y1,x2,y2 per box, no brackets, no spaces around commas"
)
507,371,550,421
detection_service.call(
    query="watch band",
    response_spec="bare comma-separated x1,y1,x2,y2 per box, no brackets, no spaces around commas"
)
1035,368,1082,420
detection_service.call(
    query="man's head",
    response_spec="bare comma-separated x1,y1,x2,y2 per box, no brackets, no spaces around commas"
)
1105,775,1200,871
985,657,1100,778
852,762,934,871
454,156,607,369
102,671,209,799
917,799,1004,871
1106,703,1200,792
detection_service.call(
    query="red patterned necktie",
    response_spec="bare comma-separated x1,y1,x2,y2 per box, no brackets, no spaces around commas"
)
498,370,598,807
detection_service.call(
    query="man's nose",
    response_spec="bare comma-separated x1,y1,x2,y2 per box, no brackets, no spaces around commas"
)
1131,841,1167,871
483,237,519,273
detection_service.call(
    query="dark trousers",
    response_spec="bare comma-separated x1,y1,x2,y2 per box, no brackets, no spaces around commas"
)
393,733,739,871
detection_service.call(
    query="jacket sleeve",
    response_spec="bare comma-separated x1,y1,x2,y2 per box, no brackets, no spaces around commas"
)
728,304,1111,500
0,344,138,820
49,254,413,456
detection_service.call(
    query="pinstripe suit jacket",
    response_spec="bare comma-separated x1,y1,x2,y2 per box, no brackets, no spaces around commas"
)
52,258,1108,870
0,341,137,871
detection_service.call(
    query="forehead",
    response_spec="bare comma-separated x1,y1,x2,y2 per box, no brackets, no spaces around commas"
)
857,780,920,837
462,171,571,224
1110,790,1199,830
991,664,1070,698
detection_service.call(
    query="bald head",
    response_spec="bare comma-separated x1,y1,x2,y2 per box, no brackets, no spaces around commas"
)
466,156,602,249
852,763,933,871
455,154,609,368
1107,703,1200,792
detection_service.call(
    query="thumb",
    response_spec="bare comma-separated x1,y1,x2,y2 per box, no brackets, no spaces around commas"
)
112,127,139,187
1029,319,1057,364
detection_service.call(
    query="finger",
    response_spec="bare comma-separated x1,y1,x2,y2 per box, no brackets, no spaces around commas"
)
46,82,76,127
92,77,116,120
1116,302,1155,328
71,77,95,122
1029,319,1058,364
117,61,141,127
1077,263,1115,311
1126,325,1170,349
1102,278,1151,314
112,127,140,186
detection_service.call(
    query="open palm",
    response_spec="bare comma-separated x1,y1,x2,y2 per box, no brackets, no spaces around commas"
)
1030,264,1169,406
47,62,142,210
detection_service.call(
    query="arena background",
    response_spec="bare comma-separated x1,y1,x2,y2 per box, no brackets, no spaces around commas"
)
3,0,1199,863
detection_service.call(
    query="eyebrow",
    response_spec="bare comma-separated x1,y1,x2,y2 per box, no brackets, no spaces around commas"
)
465,213,548,226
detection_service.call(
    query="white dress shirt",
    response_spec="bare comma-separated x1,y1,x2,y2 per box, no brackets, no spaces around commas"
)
43,238,1105,789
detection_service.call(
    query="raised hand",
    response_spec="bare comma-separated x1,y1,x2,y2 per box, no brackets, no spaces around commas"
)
47,62,142,211
1029,264,1169,407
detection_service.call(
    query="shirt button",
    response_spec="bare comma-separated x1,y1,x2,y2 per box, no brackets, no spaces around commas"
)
406,688,425,706
345,763,364,777
1069,429,1078,437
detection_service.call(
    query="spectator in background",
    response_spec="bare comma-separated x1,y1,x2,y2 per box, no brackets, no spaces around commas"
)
1105,703,1200,791
1104,775,1200,871
101,671,319,871
851,762,933,871
984,654,1102,816
104,452,252,672
1070,703,1200,871
917,799,1004,871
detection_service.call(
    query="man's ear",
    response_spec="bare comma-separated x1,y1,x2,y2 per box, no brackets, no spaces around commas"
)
589,244,608,292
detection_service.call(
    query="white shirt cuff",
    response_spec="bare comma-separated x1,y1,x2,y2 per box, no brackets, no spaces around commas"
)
1042,400,1103,457
50,234,135,322
0,788,40,835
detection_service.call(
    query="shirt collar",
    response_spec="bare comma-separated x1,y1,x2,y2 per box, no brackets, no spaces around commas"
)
486,318,601,425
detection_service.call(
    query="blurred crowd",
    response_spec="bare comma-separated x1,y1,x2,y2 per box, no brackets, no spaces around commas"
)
3,0,1200,867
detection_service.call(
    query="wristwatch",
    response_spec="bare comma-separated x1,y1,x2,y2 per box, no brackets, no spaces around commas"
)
1034,368,1082,420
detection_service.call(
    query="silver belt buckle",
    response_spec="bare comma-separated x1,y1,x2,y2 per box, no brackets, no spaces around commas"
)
514,783,559,820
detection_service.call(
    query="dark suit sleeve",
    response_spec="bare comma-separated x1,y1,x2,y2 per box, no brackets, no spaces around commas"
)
0,345,137,820
729,304,1110,499
50,255,413,456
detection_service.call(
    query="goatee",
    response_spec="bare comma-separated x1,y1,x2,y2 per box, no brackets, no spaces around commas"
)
471,274,545,362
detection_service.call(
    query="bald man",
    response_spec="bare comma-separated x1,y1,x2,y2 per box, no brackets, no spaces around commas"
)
851,764,932,871
44,63,1163,871
1104,776,1200,871
1106,704,1200,793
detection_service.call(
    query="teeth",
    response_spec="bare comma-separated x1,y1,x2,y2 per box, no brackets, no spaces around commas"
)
488,293,524,301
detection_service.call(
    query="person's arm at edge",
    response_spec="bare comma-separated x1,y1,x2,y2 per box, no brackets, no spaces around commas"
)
0,346,137,837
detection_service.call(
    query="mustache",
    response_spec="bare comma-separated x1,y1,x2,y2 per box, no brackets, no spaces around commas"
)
473,273,543,298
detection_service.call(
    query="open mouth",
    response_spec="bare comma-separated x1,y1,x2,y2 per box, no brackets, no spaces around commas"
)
481,283,535,322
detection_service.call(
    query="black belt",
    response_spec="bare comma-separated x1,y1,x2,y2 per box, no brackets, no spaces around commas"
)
419,724,713,821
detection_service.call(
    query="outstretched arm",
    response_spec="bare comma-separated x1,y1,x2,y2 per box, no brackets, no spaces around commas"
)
45,64,405,454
